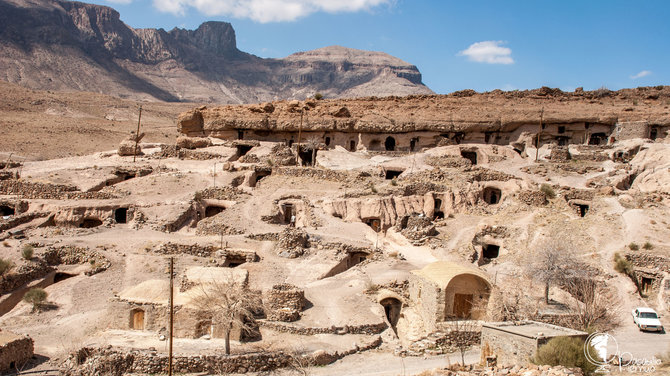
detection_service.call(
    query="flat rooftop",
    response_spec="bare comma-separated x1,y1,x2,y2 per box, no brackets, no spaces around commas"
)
0,331,22,346
482,320,587,339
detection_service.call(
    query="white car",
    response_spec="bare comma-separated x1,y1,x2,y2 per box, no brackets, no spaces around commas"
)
632,307,664,332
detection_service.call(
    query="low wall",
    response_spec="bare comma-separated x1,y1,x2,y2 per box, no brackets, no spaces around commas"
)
0,334,34,373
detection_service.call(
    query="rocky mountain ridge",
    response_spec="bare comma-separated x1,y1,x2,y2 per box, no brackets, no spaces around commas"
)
0,0,431,103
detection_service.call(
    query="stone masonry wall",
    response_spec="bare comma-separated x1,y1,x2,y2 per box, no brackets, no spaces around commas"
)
0,335,34,373
264,284,305,322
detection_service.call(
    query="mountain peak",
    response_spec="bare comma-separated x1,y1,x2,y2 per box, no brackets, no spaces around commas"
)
0,0,432,102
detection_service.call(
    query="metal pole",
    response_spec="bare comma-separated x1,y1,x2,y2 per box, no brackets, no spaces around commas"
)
168,257,174,376
133,106,143,163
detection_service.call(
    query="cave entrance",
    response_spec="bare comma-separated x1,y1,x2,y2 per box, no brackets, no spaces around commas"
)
195,320,213,338
114,208,128,224
325,136,331,146
483,187,501,205
650,126,658,141
347,252,368,268
482,244,500,259
253,170,272,186
558,126,566,134
0,205,15,216
79,218,102,228
385,169,403,180
298,146,315,166
54,272,76,283
410,137,418,151
380,297,402,332
349,140,356,152
236,145,253,159
237,130,244,140
556,136,569,146
576,203,589,217
205,206,225,218
364,218,381,232
384,136,396,151
223,255,246,268
282,203,294,225
588,133,607,146
461,150,477,165
130,308,145,330
434,198,444,219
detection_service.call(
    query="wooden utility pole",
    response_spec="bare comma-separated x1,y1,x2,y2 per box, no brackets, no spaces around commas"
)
535,108,544,162
133,106,143,163
296,110,303,166
168,257,174,376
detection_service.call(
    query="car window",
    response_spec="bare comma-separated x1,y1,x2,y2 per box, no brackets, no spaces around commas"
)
640,312,658,319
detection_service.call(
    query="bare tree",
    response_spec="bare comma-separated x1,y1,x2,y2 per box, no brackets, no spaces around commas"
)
564,277,620,332
192,278,262,355
445,320,480,366
485,285,538,321
526,234,579,304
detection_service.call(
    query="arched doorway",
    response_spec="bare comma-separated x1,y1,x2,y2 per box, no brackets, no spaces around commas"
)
380,297,402,331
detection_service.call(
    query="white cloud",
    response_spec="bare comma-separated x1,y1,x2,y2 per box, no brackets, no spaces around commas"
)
458,41,514,65
630,70,652,79
152,0,391,22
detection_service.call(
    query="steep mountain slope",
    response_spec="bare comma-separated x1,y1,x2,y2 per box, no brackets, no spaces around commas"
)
0,0,432,103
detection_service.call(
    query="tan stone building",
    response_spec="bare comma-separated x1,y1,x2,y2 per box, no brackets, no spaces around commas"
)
408,261,491,333
109,267,257,341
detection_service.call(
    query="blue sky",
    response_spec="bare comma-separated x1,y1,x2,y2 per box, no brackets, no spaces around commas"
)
91,0,669,94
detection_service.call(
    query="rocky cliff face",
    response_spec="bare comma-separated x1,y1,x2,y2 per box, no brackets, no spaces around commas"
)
0,0,431,102
178,86,670,135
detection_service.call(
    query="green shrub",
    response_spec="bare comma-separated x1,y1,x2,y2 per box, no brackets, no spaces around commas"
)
314,93,323,100
628,242,639,251
22,244,34,260
0,258,12,276
23,288,48,312
390,178,398,186
613,253,632,275
643,242,653,250
533,336,598,376
540,184,556,199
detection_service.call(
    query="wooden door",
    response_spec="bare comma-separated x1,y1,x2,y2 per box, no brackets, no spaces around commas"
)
133,310,144,330
453,294,473,318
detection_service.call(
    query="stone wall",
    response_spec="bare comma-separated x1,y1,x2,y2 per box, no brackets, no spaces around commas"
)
0,333,34,373
259,320,387,335
617,121,651,140
43,246,111,276
516,190,548,206
63,336,383,376
0,261,53,295
264,284,305,322
0,180,117,199
408,273,442,334
274,167,348,182
406,327,481,356
153,242,218,257
625,252,670,273
548,147,571,161
0,212,49,232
